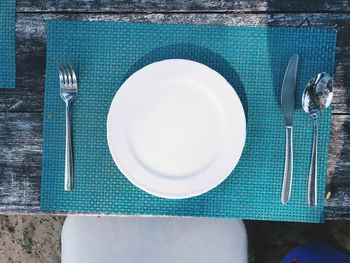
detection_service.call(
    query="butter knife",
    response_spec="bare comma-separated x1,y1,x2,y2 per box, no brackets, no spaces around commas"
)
281,54,299,204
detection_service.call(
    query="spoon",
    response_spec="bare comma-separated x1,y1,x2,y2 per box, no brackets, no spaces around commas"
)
302,72,333,207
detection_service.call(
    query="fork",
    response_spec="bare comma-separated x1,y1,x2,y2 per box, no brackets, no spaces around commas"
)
59,62,78,191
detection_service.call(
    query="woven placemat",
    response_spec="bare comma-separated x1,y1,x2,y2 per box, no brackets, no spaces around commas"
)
0,0,15,88
41,20,336,223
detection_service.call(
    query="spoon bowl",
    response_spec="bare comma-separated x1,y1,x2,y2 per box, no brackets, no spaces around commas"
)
302,72,333,117
302,72,333,207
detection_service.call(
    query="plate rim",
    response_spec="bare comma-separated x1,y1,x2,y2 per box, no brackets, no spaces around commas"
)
107,59,246,199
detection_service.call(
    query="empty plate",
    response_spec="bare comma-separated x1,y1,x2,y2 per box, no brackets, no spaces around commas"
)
107,59,246,199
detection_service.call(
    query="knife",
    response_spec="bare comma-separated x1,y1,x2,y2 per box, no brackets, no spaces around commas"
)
281,54,299,204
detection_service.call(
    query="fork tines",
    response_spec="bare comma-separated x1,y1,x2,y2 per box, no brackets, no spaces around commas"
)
59,62,78,91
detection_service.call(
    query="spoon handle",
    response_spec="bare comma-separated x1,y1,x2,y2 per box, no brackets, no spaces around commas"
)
308,117,318,207
281,126,293,204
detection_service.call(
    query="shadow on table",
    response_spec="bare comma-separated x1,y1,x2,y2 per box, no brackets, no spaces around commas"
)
124,43,248,119
266,18,313,111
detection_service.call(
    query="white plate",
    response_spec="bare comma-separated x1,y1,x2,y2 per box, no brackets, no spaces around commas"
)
107,59,246,199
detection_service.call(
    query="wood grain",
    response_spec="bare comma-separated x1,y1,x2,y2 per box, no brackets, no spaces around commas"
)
326,114,350,219
16,0,350,13
0,112,349,219
0,6,349,218
1,13,350,113
0,113,41,213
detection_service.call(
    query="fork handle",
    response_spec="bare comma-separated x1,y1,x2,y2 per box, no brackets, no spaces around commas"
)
65,105,74,191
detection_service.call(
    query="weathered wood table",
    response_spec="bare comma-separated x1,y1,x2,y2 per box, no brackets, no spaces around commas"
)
0,0,349,219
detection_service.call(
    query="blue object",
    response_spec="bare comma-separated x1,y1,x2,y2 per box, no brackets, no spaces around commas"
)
0,0,15,88
41,21,336,222
281,242,350,263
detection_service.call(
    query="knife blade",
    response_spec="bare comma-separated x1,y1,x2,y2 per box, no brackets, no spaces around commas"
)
281,53,299,204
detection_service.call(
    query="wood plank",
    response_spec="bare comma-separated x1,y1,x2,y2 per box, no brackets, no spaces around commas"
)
325,114,350,219
16,0,350,13
0,112,349,219
1,12,350,217
0,113,42,213
2,13,350,113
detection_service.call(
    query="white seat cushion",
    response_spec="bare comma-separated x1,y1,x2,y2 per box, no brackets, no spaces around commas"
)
62,216,247,263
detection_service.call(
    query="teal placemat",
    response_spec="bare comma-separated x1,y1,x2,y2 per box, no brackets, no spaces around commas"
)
41,20,336,223
0,0,15,88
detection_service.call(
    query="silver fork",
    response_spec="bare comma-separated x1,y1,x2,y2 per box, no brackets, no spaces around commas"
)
59,62,78,191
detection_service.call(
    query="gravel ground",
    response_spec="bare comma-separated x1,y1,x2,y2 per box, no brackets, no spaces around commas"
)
0,215,65,263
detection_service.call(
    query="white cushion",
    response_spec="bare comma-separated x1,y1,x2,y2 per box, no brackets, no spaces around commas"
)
62,216,247,263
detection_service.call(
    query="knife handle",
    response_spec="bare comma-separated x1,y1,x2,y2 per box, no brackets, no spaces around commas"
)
281,126,293,204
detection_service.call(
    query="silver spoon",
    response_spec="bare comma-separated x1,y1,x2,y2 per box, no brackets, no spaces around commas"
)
302,72,333,207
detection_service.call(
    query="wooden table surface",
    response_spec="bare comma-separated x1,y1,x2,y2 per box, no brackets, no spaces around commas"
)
0,0,349,219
